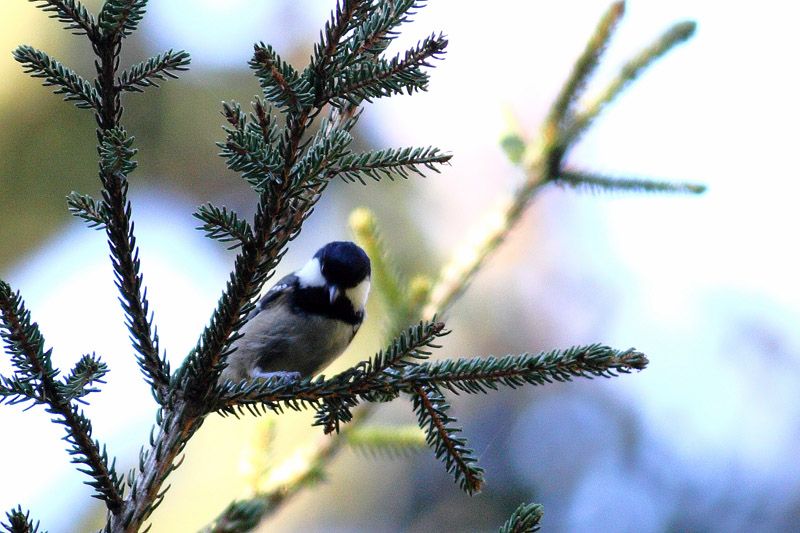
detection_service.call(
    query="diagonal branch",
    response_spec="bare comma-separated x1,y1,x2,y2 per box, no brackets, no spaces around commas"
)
29,0,99,40
0,281,124,512
546,1,625,128
12,45,101,110
563,20,696,145
194,203,254,249
116,49,191,92
410,382,484,494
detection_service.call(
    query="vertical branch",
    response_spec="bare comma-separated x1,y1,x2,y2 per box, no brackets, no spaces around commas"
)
92,26,170,402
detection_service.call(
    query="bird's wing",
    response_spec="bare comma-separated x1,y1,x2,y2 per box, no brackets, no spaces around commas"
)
245,273,298,320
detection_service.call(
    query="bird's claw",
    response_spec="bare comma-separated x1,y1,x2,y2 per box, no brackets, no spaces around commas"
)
251,370,302,385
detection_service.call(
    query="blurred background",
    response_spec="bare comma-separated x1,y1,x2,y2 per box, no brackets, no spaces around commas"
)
2,1,799,531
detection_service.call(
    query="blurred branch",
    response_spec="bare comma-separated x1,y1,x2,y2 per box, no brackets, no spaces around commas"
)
555,169,706,194
563,20,697,146
345,424,427,457
423,14,699,320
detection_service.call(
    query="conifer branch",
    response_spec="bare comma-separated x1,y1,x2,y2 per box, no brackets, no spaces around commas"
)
98,129,169,402
67,191,109,229
308,0,368,85
98,0,148,38
218,101,284,191
499,502,544,533
331,33,447,103
194,204,254,249
363,320,446,376
563,20,696,145
556,170,706,194
546,1,625,128
410,383,484,494
346,424,427,458
12,45,101,110
60,353,109,401
290,124,353,185
1,506,42,533
408,345,648,395
117,49,191,93
0,281,124,512
29,0,99,40
337,0,424,66
0,376,42,406
250,44,315,112
334,146,452,184
215,345,646,413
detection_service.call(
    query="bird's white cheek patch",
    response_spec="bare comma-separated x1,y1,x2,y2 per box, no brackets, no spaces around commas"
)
346,279,370,310
296,257,326,288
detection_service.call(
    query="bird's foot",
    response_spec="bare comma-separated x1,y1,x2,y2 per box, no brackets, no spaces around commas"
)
251,370,302,385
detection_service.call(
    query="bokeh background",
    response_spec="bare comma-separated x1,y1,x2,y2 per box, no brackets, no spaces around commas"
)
2,1,800,531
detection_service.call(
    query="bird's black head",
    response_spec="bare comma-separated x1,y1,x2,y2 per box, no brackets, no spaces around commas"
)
315,241,371,288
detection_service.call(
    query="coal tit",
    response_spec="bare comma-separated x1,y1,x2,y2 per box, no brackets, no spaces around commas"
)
219,241,371,385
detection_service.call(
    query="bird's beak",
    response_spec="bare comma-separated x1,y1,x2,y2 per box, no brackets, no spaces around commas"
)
328,284,341,304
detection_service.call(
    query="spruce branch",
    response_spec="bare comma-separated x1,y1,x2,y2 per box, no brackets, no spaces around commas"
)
60,352,109,401
117,49,191,93
334,145,452,184
98,0,148,38
29,0,99,40
363,319,446,376
0,375,41,406
346,424,427,458
308,0,369,85
331,32,447,104
499,502,544,533
556,169,706,195
546,1,625,129
67,191,109,229
563,20,697,145
12,45,101,110
97,129,169,402
218,102,284,192
194,204,254,249
290,124,353,185
337,0,425,66
0,281,124,512
250,43,314,112
1,506,41,533
407,344,648,395
410,382,484,494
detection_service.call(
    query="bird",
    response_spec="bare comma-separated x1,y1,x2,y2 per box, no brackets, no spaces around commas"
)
219,241,371,385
